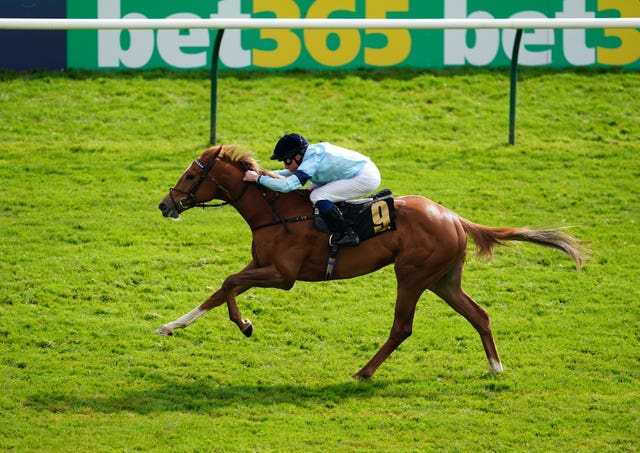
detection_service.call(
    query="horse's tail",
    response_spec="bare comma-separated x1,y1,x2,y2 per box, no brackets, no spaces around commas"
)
459,218,590,269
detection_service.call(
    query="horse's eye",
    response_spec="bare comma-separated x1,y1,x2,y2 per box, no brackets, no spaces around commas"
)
185,174,195,181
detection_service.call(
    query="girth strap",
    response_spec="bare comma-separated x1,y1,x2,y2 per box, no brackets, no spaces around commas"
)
325,245,340,280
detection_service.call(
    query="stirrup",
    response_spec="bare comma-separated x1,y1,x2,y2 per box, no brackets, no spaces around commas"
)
329,230,360,247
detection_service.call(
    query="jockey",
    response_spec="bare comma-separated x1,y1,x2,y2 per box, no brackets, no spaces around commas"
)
243,133,381,246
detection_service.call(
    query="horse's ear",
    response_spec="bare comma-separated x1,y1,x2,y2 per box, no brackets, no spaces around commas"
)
210,145,223,159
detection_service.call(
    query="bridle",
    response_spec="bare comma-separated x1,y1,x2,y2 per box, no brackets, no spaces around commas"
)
169,157,249,211
169,155,312,233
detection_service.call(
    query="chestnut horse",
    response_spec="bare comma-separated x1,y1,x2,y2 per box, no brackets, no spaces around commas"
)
157,145,588,379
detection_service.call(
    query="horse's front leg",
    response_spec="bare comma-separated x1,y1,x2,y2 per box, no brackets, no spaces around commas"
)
155,260,258,336
156,261,293,337
221,264,294,336
155,286,249,336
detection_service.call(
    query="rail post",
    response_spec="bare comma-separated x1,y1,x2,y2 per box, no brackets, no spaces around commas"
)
508,28,524,145
209,29,225,145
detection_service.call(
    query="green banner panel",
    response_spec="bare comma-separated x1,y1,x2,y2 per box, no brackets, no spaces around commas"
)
67,0,640,70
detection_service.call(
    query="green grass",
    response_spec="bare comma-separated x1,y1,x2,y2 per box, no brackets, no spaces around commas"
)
0,68,639,452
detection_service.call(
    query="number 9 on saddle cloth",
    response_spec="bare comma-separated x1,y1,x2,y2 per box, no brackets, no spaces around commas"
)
314,189,396,242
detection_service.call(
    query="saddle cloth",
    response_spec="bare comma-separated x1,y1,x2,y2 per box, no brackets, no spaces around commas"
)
313,189,396,242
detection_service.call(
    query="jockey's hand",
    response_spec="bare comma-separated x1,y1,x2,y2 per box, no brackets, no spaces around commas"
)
243,170,260,182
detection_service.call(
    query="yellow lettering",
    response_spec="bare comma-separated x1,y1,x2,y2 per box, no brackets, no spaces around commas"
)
253,0,301,67
364,0,411,66
598,0,640,65
305,0,360,67
371,201,391,233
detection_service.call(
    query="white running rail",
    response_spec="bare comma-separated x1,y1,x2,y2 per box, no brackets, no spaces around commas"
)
0,18,639,30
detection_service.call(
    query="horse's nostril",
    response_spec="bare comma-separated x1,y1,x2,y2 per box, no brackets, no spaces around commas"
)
159,202,166,211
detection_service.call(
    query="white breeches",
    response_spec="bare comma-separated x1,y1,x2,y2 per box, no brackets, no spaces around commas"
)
308,161,381,204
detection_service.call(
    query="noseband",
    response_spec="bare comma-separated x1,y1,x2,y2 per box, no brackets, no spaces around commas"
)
169,157,249,211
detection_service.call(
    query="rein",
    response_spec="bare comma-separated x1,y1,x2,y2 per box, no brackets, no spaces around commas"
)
250,190,313,233
251,214,313,232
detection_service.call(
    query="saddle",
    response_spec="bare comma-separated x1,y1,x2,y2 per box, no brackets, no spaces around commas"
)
313,188,397,242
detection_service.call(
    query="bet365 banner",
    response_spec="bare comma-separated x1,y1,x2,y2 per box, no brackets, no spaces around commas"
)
66,0,639,70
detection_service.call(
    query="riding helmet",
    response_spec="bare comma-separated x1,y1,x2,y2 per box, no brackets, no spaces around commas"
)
271,133,309,160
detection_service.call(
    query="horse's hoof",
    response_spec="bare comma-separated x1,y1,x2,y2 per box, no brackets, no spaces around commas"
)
155,326,173,336
488,360,504,373
242,322,253,338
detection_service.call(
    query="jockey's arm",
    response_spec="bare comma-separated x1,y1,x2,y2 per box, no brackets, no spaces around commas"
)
257,170,311,193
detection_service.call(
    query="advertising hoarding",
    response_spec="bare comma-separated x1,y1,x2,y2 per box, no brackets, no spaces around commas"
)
67,0,640,70
1,0,638,71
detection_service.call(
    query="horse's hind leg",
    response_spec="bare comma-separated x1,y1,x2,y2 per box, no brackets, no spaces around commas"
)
352,284,421,379
431,265,503,373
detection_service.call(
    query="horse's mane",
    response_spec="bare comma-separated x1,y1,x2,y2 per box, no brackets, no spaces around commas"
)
206,144,283,178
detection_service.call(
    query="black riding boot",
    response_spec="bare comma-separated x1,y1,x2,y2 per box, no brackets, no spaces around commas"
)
323,205,360,247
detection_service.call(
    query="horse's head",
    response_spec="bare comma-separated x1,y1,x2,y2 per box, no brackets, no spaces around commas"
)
158,145,253,218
